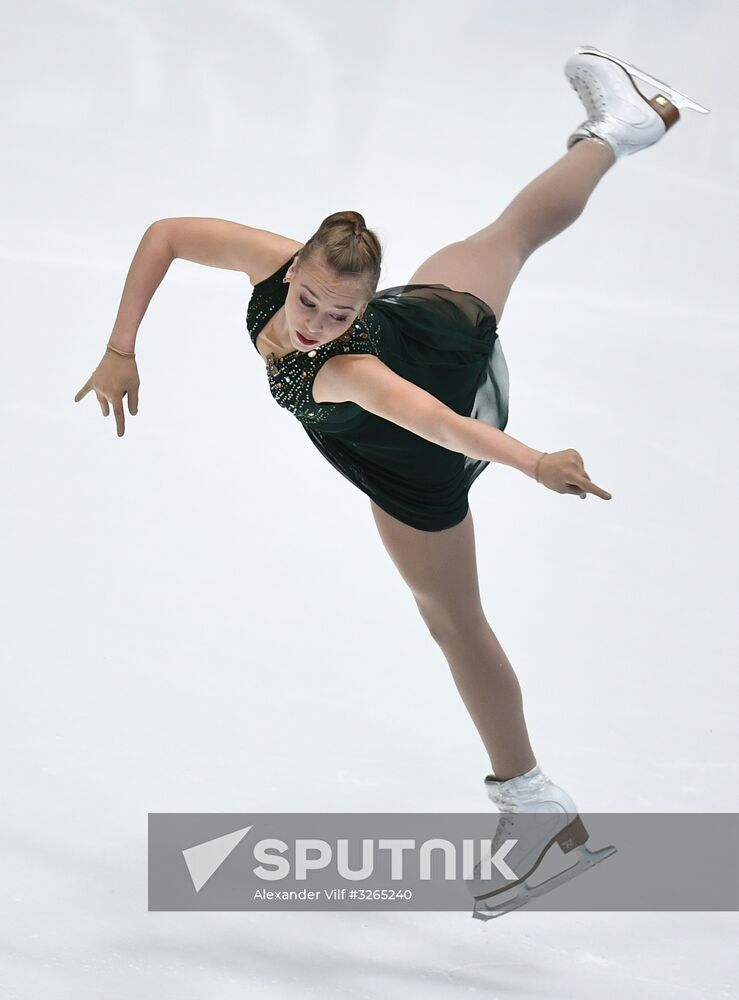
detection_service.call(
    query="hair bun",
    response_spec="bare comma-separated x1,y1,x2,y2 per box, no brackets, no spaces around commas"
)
300,210,383,297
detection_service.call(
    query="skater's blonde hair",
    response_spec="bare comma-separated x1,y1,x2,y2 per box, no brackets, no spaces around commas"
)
296,210,383,300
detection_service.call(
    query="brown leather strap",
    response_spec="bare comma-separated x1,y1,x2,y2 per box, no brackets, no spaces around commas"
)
647,94,680,130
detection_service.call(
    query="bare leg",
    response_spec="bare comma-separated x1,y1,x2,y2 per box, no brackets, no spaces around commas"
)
375,143,618,778
406,138,616,322
370,500,536,780
469,137,616,252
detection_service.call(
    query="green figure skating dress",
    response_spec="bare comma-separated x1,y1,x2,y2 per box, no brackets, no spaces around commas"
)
246,252,509,531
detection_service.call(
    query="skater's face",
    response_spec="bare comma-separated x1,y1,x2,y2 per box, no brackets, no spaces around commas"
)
283,254,368,352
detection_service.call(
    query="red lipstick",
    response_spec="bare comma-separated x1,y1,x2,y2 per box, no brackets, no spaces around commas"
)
296,330,319,346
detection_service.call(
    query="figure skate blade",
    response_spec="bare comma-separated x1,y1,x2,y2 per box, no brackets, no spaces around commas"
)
575,44,710,113
471,842,617,921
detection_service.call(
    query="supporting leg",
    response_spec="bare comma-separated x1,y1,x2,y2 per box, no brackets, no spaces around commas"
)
370,500,536,779
430,612,537,780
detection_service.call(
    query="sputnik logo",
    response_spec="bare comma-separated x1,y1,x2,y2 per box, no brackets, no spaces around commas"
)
182,825,253,892
181,826,521,890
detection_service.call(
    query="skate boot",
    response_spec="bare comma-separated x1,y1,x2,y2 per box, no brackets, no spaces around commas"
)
468,763,617,920
564,43,710,160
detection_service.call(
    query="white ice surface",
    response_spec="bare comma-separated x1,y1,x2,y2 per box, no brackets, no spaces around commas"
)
2,0,738,997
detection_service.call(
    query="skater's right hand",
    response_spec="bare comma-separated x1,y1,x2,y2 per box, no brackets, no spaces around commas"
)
535,449,612,500
74,345,140,438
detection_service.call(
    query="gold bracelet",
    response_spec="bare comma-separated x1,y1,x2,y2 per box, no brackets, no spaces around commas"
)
534,452,549,483
107,342,136,358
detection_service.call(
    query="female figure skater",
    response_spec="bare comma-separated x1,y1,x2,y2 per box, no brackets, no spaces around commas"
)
74,45,708,918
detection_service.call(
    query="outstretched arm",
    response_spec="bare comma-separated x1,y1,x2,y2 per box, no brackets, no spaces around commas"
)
321,354,611,499
108,217,298,353
74,218,300,437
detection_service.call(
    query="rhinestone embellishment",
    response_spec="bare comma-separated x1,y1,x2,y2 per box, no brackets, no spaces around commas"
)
246,263,380,425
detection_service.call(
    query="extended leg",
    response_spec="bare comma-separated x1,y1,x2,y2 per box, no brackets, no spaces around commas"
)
470,136,616,255
370,500,536,780
406,138,616,322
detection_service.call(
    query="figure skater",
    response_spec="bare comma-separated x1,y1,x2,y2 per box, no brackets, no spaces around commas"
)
74,45,709,918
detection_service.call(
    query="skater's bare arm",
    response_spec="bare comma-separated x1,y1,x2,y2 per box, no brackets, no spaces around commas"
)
323,354,612,499
107,218,298,353
106,223,174,354
73,223,172,436
74,218,298,437
322,354,544,474
157,217,303,285
444,414,611,498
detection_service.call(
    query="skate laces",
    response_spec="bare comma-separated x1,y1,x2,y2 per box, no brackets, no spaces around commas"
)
479,773,560,874
572,69,606,117
489,809,517,855
488,786,533,854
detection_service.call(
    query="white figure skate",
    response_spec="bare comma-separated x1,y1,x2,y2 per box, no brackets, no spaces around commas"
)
468,764,617,920
565,44,710,160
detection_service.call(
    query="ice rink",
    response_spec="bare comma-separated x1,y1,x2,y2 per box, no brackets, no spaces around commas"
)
2,0,737,997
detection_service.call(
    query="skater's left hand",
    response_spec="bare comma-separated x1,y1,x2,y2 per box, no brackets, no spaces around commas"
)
535,449,612,500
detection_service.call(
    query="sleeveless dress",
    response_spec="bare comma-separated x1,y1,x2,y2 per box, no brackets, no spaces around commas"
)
246,253,510,531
